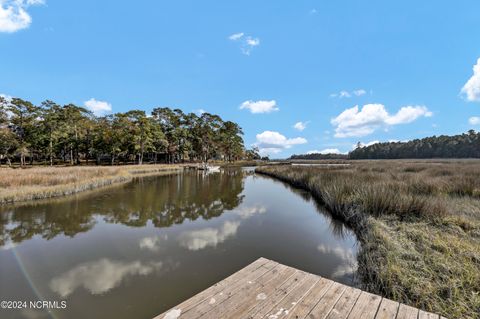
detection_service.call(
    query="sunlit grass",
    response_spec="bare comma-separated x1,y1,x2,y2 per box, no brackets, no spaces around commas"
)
256,160,480,319
0,165,181,205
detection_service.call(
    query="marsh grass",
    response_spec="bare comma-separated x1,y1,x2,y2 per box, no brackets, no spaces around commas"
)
256,160,480,319
0,165,181,205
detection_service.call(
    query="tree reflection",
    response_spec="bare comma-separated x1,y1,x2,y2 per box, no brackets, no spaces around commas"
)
0,170,245,247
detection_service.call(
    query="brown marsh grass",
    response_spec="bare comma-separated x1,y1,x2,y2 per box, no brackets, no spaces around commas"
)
256,160,480,319
0,165,181,205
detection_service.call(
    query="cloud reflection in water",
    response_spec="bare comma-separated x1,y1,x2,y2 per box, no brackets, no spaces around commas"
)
177,204,267,251
317,244,357,279
50,258,162,297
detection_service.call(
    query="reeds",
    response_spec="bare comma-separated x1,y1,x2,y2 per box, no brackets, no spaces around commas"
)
256,160,480,319
0,165,181,205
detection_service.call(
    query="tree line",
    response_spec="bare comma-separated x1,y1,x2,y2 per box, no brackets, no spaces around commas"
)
289,153,348,160
350,130,480,159
0,96,260,166
289,131,480,160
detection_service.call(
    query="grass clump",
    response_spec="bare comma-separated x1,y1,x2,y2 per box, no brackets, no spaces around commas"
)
256,160,480,318
0,165,181,205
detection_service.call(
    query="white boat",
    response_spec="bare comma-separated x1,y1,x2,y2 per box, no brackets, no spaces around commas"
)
198,164,220,171
207,165,220,172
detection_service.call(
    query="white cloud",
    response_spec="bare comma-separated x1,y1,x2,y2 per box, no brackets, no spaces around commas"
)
84,98,112,116
385,105,432,125
352,141,379,149
293,121,308,131
310,9,318,14
255,130,307,155
0,0,44,33
241,36,260,55
178,221,240,251
461,58,480,102
330,89,367,99
228,32,244,41
50,259,162,297
353,89,366,96
229,32,260,55
245,36,259,46
240,100,278,114
331,104,432,138
307,148,342,155
469,116,480,125
330,92,347,98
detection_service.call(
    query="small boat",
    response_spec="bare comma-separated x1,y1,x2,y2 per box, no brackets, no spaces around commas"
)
207,165,220,172
197,163,220,171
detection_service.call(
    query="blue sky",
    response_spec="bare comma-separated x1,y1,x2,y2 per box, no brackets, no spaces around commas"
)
1,0,480,158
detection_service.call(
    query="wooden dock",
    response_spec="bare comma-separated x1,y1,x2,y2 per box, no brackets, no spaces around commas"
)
154,258,445,319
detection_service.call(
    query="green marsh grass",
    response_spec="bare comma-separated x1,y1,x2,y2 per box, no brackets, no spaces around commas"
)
256,160,480,318
0,165,181,205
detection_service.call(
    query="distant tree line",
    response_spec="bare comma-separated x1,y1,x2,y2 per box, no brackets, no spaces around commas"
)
289,153,348,160
350,130,480,159
289,131,480,160
0,96,260,166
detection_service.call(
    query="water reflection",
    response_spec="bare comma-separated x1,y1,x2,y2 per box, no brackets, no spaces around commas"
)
0,170,245,248
317,244,358,279
50,259,164,297
0,168,359,319
263,177,353,240
139,234,168,252
178,221,241,251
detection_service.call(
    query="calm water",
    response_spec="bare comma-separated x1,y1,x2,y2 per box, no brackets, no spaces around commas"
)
0,168,358,319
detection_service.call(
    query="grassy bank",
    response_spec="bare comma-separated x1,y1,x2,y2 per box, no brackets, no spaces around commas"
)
256,160,480,319
0,165,181,205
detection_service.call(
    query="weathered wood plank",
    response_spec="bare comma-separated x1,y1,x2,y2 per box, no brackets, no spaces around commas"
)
154,257,274,319
325,286,362,319
153,258,445,319
284,277,334,319
236,270,310,318
306,281,347,319
169,261,282,319
418,309,439,319
184,263,287,319
346,291,382,319
197,266,297,318
396,303,419,319
249,273,319,319
375,298,399,319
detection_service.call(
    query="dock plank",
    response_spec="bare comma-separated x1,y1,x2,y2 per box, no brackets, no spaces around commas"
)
198,266,296,318
153,258,446,319
396,304,419,319
375,298,399,319
325,286,362,319
181,265,288,319
418,310,439,319
285,277,334,319
249,273,319,319
179,262,285,319
229,269,309,318
154,258,274,319
306,281,347,319
346,291,382,319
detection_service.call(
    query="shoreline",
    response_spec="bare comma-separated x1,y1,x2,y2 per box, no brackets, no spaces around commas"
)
0,165,182,205
255,162,480,319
